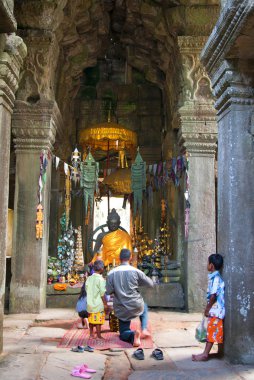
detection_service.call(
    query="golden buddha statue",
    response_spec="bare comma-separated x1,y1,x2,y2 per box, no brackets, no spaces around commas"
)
91,208,133,267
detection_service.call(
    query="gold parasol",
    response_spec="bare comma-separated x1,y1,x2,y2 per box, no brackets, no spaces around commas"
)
103,168,131,194
79,122,137,153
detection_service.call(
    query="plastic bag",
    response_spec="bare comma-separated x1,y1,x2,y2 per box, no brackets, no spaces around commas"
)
195,317,208,342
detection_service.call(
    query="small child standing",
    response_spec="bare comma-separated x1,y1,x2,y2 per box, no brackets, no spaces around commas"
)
76,282,89,329
85,260,106,340
192,253,225,361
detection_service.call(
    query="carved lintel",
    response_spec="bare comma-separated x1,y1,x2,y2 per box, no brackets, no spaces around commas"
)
201,1,254,77
178,36,208,55
15,0,67,32
206,60,254,114
178,101,217,156
12,100,63,153
0,35,27,111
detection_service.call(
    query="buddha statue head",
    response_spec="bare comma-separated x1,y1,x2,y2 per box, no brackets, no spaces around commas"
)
107,208,121,232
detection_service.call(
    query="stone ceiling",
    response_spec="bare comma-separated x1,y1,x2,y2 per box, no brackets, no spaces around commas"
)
14,0,219,152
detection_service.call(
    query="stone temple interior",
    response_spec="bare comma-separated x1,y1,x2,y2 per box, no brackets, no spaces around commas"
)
0,0,253,364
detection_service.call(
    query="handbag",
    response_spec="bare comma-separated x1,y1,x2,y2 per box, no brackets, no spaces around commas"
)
109,311,119,332
195,316,208,342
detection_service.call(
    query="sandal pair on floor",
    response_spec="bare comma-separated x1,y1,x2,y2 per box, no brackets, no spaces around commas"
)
71,345,94,353
71,364,96,379
133,348,164,360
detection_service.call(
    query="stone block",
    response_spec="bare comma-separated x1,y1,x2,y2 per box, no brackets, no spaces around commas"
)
140,283,184,308
46,285,80,308
0,0,16,32
161,269,181,277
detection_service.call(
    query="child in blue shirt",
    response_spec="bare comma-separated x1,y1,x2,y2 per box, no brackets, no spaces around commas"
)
192,254,225,361
76,282,89,329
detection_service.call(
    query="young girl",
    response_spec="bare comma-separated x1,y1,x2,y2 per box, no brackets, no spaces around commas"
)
85,260,106,339
76,282,89,329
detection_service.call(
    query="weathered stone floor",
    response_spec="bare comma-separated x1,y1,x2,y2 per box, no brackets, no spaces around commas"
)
1,309,253,380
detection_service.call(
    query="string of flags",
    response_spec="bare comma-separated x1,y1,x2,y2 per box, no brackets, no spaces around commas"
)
36,149,190,240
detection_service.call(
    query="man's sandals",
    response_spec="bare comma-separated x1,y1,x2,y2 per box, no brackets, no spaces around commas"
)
133,348,164,361
133,348,145,360
152,348,164,360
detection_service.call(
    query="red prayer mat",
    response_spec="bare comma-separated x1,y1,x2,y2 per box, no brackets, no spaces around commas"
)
57,319,154,350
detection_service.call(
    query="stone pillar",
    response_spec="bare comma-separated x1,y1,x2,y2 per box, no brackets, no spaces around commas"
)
177,36,217,311
178,103,217,311
10,101,62,313
0,35,26,352
206,62,254,363
201,0,254,363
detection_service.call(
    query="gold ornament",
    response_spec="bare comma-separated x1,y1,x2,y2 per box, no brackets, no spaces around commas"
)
118,149,128,168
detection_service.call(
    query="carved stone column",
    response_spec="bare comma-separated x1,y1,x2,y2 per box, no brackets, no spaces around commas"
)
10,100,62,313
202,0,254,362
177,36,217,311
0,35,26,352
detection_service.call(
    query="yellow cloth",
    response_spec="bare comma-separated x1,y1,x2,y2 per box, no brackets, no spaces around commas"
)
101,229,133,266
85,273,106,313
88,311,105,325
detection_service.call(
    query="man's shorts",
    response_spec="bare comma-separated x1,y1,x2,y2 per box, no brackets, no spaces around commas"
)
207,317,223,343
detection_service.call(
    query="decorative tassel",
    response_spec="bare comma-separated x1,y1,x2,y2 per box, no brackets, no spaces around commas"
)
36,203,44,239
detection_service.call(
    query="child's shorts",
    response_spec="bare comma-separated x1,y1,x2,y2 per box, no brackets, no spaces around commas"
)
88,311,105,325
207,317,223,343
78,310,89,319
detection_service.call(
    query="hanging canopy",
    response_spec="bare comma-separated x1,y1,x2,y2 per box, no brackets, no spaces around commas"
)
79,122,137,152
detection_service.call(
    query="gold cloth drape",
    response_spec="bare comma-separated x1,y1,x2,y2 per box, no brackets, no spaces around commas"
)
100,229,133,266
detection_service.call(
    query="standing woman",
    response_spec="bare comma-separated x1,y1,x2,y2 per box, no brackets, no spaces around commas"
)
86,260,106,339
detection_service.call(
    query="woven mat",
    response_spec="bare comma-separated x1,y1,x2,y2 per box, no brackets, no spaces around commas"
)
57,319,153,350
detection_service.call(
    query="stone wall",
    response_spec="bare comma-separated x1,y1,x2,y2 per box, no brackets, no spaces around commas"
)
0,0,26,354
201,0,254,364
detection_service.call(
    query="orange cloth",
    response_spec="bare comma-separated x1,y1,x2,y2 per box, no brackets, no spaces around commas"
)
207,317,223,343
100,229,133,267
53,283,68,291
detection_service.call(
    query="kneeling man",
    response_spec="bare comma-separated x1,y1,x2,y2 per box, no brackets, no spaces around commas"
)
106,248,154,346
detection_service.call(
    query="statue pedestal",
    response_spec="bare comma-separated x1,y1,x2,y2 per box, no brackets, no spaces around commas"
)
46,283,185,309
46,284,81,308
140,283,184,309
